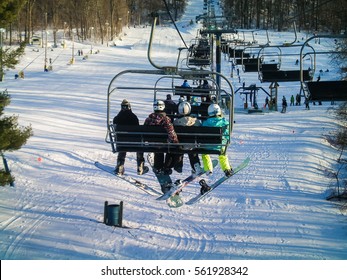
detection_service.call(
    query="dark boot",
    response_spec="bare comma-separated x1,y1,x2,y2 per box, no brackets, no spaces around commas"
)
137,162,149,175
199,179,211,195
115,153,126,175
161,183,173,194
136,152,148,175
114,165,124,175
224,168,233,177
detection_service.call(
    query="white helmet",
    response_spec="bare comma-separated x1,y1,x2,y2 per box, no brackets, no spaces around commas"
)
207,103,222,116
178,101,191,116
153,100,165,111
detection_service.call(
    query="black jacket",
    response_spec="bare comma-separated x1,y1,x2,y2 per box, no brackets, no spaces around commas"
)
113,109,139,125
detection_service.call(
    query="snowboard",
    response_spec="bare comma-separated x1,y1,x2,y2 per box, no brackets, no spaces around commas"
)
186,157,250,205
146,153,174,194
94,161,162,196
157,159,218,201
147,153,185,207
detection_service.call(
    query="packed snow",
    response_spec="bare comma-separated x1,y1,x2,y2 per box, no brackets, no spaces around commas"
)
1,0,347,266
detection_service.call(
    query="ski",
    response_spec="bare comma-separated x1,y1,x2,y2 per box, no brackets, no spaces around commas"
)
157,159,218,201
94,161,162,196
186,157,250,205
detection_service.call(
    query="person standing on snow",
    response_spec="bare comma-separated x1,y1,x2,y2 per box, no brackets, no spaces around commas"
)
199,103,233,195
144,100,179,184
281,96,287,113
265,96,269,108
113,99,149,175
173,101,202,173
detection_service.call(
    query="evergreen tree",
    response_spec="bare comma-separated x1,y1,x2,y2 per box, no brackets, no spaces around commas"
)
334,39,347,78
0,89,33,186
0,42,25,81
0,0,26,81
0,0,26,27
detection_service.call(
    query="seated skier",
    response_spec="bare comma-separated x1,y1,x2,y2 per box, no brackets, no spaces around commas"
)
113,99,149,175
144,100,179,193
199,103,233,194
173,101,202,174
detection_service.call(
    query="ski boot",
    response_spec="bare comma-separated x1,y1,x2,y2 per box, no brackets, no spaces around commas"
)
161,183,173,195
174,179,183,186
174,165,183,173
191,163,203,175
163,168,172,175
199,179,211,195
137,162,149,175
114,165,124,175
171,179,183,195
224,168,233,177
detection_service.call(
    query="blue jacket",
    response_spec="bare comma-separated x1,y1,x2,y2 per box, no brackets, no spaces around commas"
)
181,81,190,87
202,117,230,150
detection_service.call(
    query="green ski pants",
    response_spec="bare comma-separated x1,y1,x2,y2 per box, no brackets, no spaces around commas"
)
202,153,231,172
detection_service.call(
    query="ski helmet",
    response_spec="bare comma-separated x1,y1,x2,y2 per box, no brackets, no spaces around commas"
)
178,101,191,116
153,100,165,112
121,99,131,110
178,96,185,103
207,103,222,117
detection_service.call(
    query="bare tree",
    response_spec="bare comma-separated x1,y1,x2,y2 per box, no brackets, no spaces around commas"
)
221,0,346,32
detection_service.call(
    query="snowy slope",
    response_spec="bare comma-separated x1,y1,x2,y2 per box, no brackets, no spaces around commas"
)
1,0,347,261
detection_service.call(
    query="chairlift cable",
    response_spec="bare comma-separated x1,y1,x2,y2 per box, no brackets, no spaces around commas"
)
162,0,188,49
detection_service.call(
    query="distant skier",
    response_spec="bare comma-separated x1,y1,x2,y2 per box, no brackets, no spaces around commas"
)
199,79,212,89
113,99,149,175
199,103,233,194
281,96,287,113
164,94,177,121
181,80,191,88
164,94,176,105
199,94,214,117
296,94,301,106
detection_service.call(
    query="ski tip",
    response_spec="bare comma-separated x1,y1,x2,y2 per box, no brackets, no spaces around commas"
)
185,200,196,206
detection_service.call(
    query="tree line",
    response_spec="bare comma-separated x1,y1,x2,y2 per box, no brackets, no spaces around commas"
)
1,0,346,45
221,0,346,33
0,0,188,45
327,102,347,205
